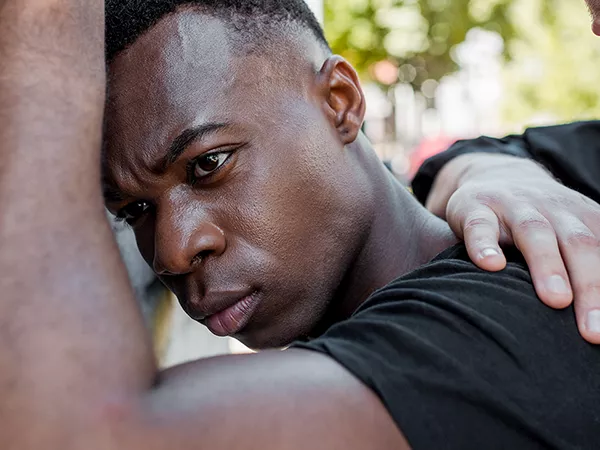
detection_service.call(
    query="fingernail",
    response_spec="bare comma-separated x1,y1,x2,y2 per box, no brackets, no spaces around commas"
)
546,275,570,294
480,248,499,259
587,310,600,333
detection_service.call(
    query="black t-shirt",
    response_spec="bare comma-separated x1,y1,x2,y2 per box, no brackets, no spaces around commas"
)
293,245,600,449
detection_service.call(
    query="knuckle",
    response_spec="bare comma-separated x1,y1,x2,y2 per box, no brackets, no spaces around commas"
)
507,188,534,201
473,191,502,207
542,191,577,209
514,217,551,234
564,230,600,249
463,216,494,234
446,195,467,219
574,282,600,299
524,249,558,261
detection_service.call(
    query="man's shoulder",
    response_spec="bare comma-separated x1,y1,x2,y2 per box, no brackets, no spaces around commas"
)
396,242,531,289
355,243,534,319
295,244,600,449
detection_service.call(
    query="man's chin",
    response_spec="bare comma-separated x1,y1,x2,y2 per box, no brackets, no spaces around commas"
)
232,320,305,351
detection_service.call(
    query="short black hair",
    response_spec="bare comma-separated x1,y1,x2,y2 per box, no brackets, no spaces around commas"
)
106,0,330,62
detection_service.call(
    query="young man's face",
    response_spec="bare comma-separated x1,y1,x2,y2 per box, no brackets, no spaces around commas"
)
103,12,369,349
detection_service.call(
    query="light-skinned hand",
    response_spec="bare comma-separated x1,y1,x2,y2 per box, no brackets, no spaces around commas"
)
427,153,600,344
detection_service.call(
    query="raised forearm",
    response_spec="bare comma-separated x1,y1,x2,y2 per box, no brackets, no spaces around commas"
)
0,1,154,446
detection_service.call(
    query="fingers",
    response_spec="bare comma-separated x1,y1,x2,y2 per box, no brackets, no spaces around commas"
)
424,155,472,219
553,214,600,344
447,196,507,272
508,208,573,309
425,183,452,219
441,171,600,344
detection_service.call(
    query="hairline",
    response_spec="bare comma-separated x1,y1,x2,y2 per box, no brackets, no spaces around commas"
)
108,4,331,64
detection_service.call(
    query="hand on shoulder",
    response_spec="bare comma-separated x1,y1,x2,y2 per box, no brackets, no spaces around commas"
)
432,153,600,344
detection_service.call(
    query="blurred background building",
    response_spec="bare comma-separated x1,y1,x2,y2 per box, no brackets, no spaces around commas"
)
128,0,600,367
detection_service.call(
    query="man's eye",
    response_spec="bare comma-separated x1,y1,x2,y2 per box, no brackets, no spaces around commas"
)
192,152,232,179
116,201,151,225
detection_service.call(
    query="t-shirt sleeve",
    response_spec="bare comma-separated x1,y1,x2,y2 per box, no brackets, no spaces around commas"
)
293,249,600,450
411,120,600,205
520,121,600,204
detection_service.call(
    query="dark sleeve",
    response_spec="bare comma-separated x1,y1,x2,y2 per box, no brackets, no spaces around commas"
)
293,249,600,450
411,121,600,205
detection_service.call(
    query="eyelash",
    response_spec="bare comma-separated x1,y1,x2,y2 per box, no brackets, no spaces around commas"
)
113,202,152,228
112,214,135,230
113,215,132,227
114,147,240,226
186,150,235,187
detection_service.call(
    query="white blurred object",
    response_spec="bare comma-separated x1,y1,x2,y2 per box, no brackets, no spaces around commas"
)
421,79,439,99
443,28,504,137
363,83,393,144
436,73,474,137
421,108,441,138
394,83,421,146
390,153,410,177
304,0,323,24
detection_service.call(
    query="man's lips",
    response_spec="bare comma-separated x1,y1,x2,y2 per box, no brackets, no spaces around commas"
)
197,291,261,337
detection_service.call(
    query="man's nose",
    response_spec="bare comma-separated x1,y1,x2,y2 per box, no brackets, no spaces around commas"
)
152,208,227,276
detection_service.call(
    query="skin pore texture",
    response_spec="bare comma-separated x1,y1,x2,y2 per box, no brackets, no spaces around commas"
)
103,9,457,350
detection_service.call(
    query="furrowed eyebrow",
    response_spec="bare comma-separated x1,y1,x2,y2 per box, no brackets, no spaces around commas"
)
102,122,231,204
162,122,230,171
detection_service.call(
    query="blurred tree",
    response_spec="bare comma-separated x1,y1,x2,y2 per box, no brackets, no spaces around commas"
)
324,0,516,90
324,0,600,126
501,0,600,127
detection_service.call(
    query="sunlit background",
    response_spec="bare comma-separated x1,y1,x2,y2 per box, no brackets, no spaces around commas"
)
150,0,600,365
324,0,600,181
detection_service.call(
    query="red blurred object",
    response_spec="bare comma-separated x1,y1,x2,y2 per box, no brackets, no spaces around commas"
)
408,135,458,179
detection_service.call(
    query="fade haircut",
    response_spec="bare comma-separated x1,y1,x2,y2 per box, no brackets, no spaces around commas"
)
106,0,331,62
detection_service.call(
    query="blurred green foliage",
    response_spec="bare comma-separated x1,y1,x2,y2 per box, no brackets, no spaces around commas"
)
324,0,516,89
502,0,600,126
324,0,600,125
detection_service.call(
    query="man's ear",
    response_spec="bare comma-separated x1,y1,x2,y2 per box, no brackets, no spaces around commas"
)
316,55,366,145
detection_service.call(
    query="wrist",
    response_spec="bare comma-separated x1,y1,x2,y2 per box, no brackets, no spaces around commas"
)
456,153,552,187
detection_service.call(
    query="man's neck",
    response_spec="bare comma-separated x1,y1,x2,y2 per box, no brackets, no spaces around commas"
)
326,135,459,323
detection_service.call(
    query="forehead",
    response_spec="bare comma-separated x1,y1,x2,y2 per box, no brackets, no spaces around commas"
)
104,10,310,170
108,11,235,118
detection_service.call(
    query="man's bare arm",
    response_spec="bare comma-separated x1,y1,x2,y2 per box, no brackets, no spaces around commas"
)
0,1,155,446
127,350,406,450
0,2,406,449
